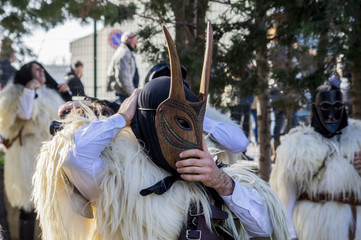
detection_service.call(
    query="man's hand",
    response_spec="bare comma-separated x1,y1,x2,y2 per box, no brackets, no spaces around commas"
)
176,137,235,196
25,79,42,89
117,88,141,126
354,151,361,170
58,83,70,93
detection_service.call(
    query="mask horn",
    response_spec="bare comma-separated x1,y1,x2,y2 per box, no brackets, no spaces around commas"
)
163,26,186,102
199,22,213,99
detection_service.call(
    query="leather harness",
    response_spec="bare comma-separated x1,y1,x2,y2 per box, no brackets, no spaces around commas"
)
299,192,360,240
178,203,234,240
2,126,24,149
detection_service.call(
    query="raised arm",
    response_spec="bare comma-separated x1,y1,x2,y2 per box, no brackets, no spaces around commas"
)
61,89,140,202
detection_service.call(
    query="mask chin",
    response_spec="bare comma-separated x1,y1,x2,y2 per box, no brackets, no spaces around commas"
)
324,122,340,134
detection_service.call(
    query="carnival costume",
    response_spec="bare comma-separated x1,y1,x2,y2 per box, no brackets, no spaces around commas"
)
0,62,66,211
270,83,361,240
34,24,289,240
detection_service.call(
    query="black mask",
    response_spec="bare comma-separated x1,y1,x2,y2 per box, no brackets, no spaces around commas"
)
311,84,348,138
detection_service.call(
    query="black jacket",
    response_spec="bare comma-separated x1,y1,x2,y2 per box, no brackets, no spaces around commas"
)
66,68,85,96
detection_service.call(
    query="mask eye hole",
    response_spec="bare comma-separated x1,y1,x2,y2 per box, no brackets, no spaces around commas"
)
334,102,344,110
175,117,192,131
319,102,332,111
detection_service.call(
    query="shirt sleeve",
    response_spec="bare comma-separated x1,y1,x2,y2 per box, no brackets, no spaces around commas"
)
203,116,249,153
221,179,273,238
17,88,35,120
62,114,126,202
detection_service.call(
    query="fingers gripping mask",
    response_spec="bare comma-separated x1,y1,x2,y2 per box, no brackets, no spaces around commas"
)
155,23,213,170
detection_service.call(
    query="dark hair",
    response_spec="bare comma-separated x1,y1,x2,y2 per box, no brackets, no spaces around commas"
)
14,61,72,101
74,60,83,68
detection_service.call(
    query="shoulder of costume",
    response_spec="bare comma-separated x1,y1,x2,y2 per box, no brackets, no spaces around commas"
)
346,118,361,130
0,82,25,137
276,124,329,176
339,118,361,140
0,81,24,96
338,118,361,157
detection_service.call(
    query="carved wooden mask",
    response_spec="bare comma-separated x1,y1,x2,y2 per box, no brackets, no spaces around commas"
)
155,22,213,170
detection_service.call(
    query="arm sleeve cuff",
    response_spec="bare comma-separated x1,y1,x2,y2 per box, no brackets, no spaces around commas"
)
221,179,272,237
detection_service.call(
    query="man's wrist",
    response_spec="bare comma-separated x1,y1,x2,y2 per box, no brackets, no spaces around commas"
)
118,112,130,126
214,172,235,196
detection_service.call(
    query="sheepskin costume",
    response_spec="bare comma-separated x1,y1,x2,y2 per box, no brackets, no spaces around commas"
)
33,108,289,240
0,82,64,211
270,120,361,240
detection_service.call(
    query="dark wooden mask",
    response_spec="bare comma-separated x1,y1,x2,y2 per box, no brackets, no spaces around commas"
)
155,22,213,170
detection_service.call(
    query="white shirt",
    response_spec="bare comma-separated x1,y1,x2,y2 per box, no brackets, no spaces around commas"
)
203,116,249,153
62,114,272,237
17,88,37,120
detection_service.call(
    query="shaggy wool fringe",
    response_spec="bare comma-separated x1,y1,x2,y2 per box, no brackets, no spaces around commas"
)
33,105,101,239
225,166,290,240
270,123,361,240
0,82,64,211
34,104,289,240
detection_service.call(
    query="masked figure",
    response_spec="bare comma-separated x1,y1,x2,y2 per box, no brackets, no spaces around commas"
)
33,23,289,240
270,83,361,240
0,61,70,239
144,63,249,165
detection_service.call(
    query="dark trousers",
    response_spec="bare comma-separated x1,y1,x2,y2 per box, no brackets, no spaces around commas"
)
231,104,251,137
19,208,36,240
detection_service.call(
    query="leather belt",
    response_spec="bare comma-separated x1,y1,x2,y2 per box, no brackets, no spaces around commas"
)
298,192,361,205
299,192,359,240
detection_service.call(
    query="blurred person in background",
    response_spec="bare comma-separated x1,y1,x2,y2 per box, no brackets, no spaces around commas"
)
107,32,139,104
270,82,361,240
0,52,16,89
0,61,71,240
65,60,85,97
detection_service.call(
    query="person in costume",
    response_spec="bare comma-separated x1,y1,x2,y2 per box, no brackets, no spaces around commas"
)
33,23,289,240
0,61,71,239
270,82,361,240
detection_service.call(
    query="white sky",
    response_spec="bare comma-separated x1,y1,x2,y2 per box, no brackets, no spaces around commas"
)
23,19,104,65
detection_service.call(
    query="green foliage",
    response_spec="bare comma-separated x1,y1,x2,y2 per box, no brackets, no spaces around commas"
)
0,150,4,169
0,37,14,60
0,0,136,59
136,0,210,92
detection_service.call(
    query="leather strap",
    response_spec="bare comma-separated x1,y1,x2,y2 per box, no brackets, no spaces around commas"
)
2,126,24,149
299,192,359,240
298,192,361,205
178,204,234,240
349,205,357,240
